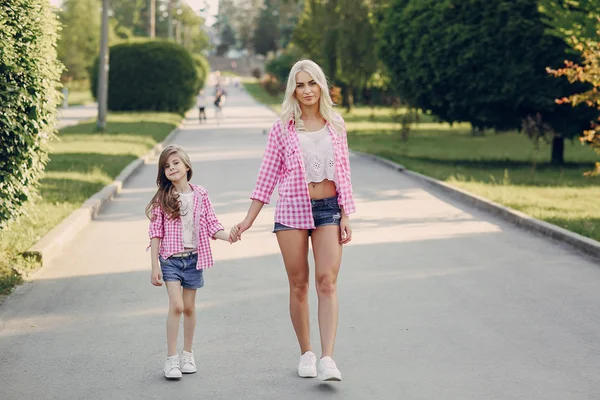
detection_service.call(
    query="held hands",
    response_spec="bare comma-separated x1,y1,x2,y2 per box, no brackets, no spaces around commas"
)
340,216,352,245
229,218,252,243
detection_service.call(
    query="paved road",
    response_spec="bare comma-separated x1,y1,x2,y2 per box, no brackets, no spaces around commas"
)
56,103,98,129
1,86,599,400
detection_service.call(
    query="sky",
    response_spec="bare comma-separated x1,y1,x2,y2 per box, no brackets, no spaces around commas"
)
49,0,219,26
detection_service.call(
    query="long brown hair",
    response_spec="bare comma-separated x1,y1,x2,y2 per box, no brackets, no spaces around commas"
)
145,145,193,220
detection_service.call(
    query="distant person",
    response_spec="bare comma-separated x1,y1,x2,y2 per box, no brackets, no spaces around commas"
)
196,90,207,122
230,60,355,382
145,145,238,379
214,88,226,124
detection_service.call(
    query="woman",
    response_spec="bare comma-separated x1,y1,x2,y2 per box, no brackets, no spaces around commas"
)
231,59,355,381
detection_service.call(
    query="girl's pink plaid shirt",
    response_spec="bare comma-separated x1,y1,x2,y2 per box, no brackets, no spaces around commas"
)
148,184,224,270
251,115,356,229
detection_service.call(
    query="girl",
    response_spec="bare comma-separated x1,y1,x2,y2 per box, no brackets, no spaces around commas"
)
231,60,355,381
146,144,235,379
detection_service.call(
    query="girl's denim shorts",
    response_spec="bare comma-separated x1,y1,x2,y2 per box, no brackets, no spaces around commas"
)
159,252,204,289
273,195,342,235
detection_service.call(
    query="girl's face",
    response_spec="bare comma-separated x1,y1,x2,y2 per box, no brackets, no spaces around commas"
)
294,70,320,108
164,153,189,183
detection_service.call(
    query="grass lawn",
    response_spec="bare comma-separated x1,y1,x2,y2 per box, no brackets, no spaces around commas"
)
0,112,182,295
64,81,95,106
244,80,600,242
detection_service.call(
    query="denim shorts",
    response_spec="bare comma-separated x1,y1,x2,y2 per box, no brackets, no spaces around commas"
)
159,252,204,289
273,195,341,235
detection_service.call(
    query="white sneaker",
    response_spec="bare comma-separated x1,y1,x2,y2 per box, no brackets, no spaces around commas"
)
164,356,182,379
180,350,197,374
297,351,317,378
317,356,342,381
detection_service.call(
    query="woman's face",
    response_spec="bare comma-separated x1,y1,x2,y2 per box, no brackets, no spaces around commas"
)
294,70,320,108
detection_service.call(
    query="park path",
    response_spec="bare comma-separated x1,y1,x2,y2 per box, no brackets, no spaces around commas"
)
1,84,599,400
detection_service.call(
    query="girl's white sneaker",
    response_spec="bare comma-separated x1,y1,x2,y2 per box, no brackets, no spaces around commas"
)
317,356,342,381
180,350,197,374
164,356,182,379
297,351,317,378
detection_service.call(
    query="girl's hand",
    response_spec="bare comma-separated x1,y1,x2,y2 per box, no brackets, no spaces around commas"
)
151,266,163,286
340,217,352,245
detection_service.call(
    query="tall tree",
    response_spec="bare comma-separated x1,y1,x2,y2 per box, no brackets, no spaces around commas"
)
378,0,597,164
539,0,600,45
57,0,101,81
253,0,280,55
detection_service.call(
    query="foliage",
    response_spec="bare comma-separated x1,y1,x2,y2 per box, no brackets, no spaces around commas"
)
265,48,302,84
253,0,280,55
193,54,210,92
91,40,198,114
539,0,600,46
549,30,600,175
56,0,101,81
378,0,597,164
0,0,63,226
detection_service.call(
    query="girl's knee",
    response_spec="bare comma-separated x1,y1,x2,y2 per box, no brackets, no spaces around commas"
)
183,304,195,317
170,302,184,315
289,276,309,299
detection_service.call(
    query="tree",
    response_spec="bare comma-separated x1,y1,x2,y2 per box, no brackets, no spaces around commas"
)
539,0,600,46
110,0,146,37
253,0,280,55
1,0,63,225
378,0,596,164
57,0,101,81
548,27,600,175
217,20,236,56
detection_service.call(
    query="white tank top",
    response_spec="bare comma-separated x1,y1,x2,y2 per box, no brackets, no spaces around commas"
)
179,192,197,249
298,125,336,184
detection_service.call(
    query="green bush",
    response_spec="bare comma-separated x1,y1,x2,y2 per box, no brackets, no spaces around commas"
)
0,0,63,226
193,54,210,92
91,40,198,114
265,50,300,86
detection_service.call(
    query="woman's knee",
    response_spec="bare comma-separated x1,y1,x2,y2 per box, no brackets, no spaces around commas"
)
316,274,337,297
289,275,309,299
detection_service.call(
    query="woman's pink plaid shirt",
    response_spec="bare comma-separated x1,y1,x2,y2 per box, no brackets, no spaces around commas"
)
148,184,224,270
251,115,356,229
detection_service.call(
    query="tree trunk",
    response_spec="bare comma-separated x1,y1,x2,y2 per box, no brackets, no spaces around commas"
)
551,135,565,165
346,87,354,113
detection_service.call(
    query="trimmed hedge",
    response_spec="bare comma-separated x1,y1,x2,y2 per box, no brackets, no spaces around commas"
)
193,54,210,92
0,0,63,226
91,40,199,114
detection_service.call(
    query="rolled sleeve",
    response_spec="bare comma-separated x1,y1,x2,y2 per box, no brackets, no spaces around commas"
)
202,194,224,240
338,118,356,215
148,205,165,239
250,121,284,204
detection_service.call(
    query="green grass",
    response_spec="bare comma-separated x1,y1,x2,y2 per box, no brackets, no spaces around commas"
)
64,80,94,106
244,82,600,242
0,112,182,295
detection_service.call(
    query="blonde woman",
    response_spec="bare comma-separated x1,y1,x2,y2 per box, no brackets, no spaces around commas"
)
231,60,355,381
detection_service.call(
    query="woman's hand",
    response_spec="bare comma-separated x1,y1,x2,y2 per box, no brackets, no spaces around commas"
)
151,265,163,286
229,226,240,243
234,218,253,241
340,216,352,245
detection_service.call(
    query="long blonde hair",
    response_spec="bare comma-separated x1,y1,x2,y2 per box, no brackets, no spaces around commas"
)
281,59,342,134
145,144,193,220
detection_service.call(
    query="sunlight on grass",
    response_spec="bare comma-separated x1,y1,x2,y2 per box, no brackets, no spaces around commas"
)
0,112,181,295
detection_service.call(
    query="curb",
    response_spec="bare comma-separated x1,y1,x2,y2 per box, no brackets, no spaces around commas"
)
21,121,183,267
352,150,600,260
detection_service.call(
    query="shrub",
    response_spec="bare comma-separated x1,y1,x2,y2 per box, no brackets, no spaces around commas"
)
0,0,63,225
260,74,283,96
91,40,198,114
193,54,210,91
265,50,300,85
251,67,262,79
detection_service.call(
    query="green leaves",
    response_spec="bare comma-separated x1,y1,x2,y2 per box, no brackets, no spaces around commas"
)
0,0,62,226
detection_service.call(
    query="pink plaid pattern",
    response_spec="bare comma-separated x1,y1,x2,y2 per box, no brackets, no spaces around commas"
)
148,184,224,270
251,115,356,229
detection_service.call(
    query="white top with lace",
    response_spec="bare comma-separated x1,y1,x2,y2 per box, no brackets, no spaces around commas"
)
298,125,336,184
179,192,197,249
